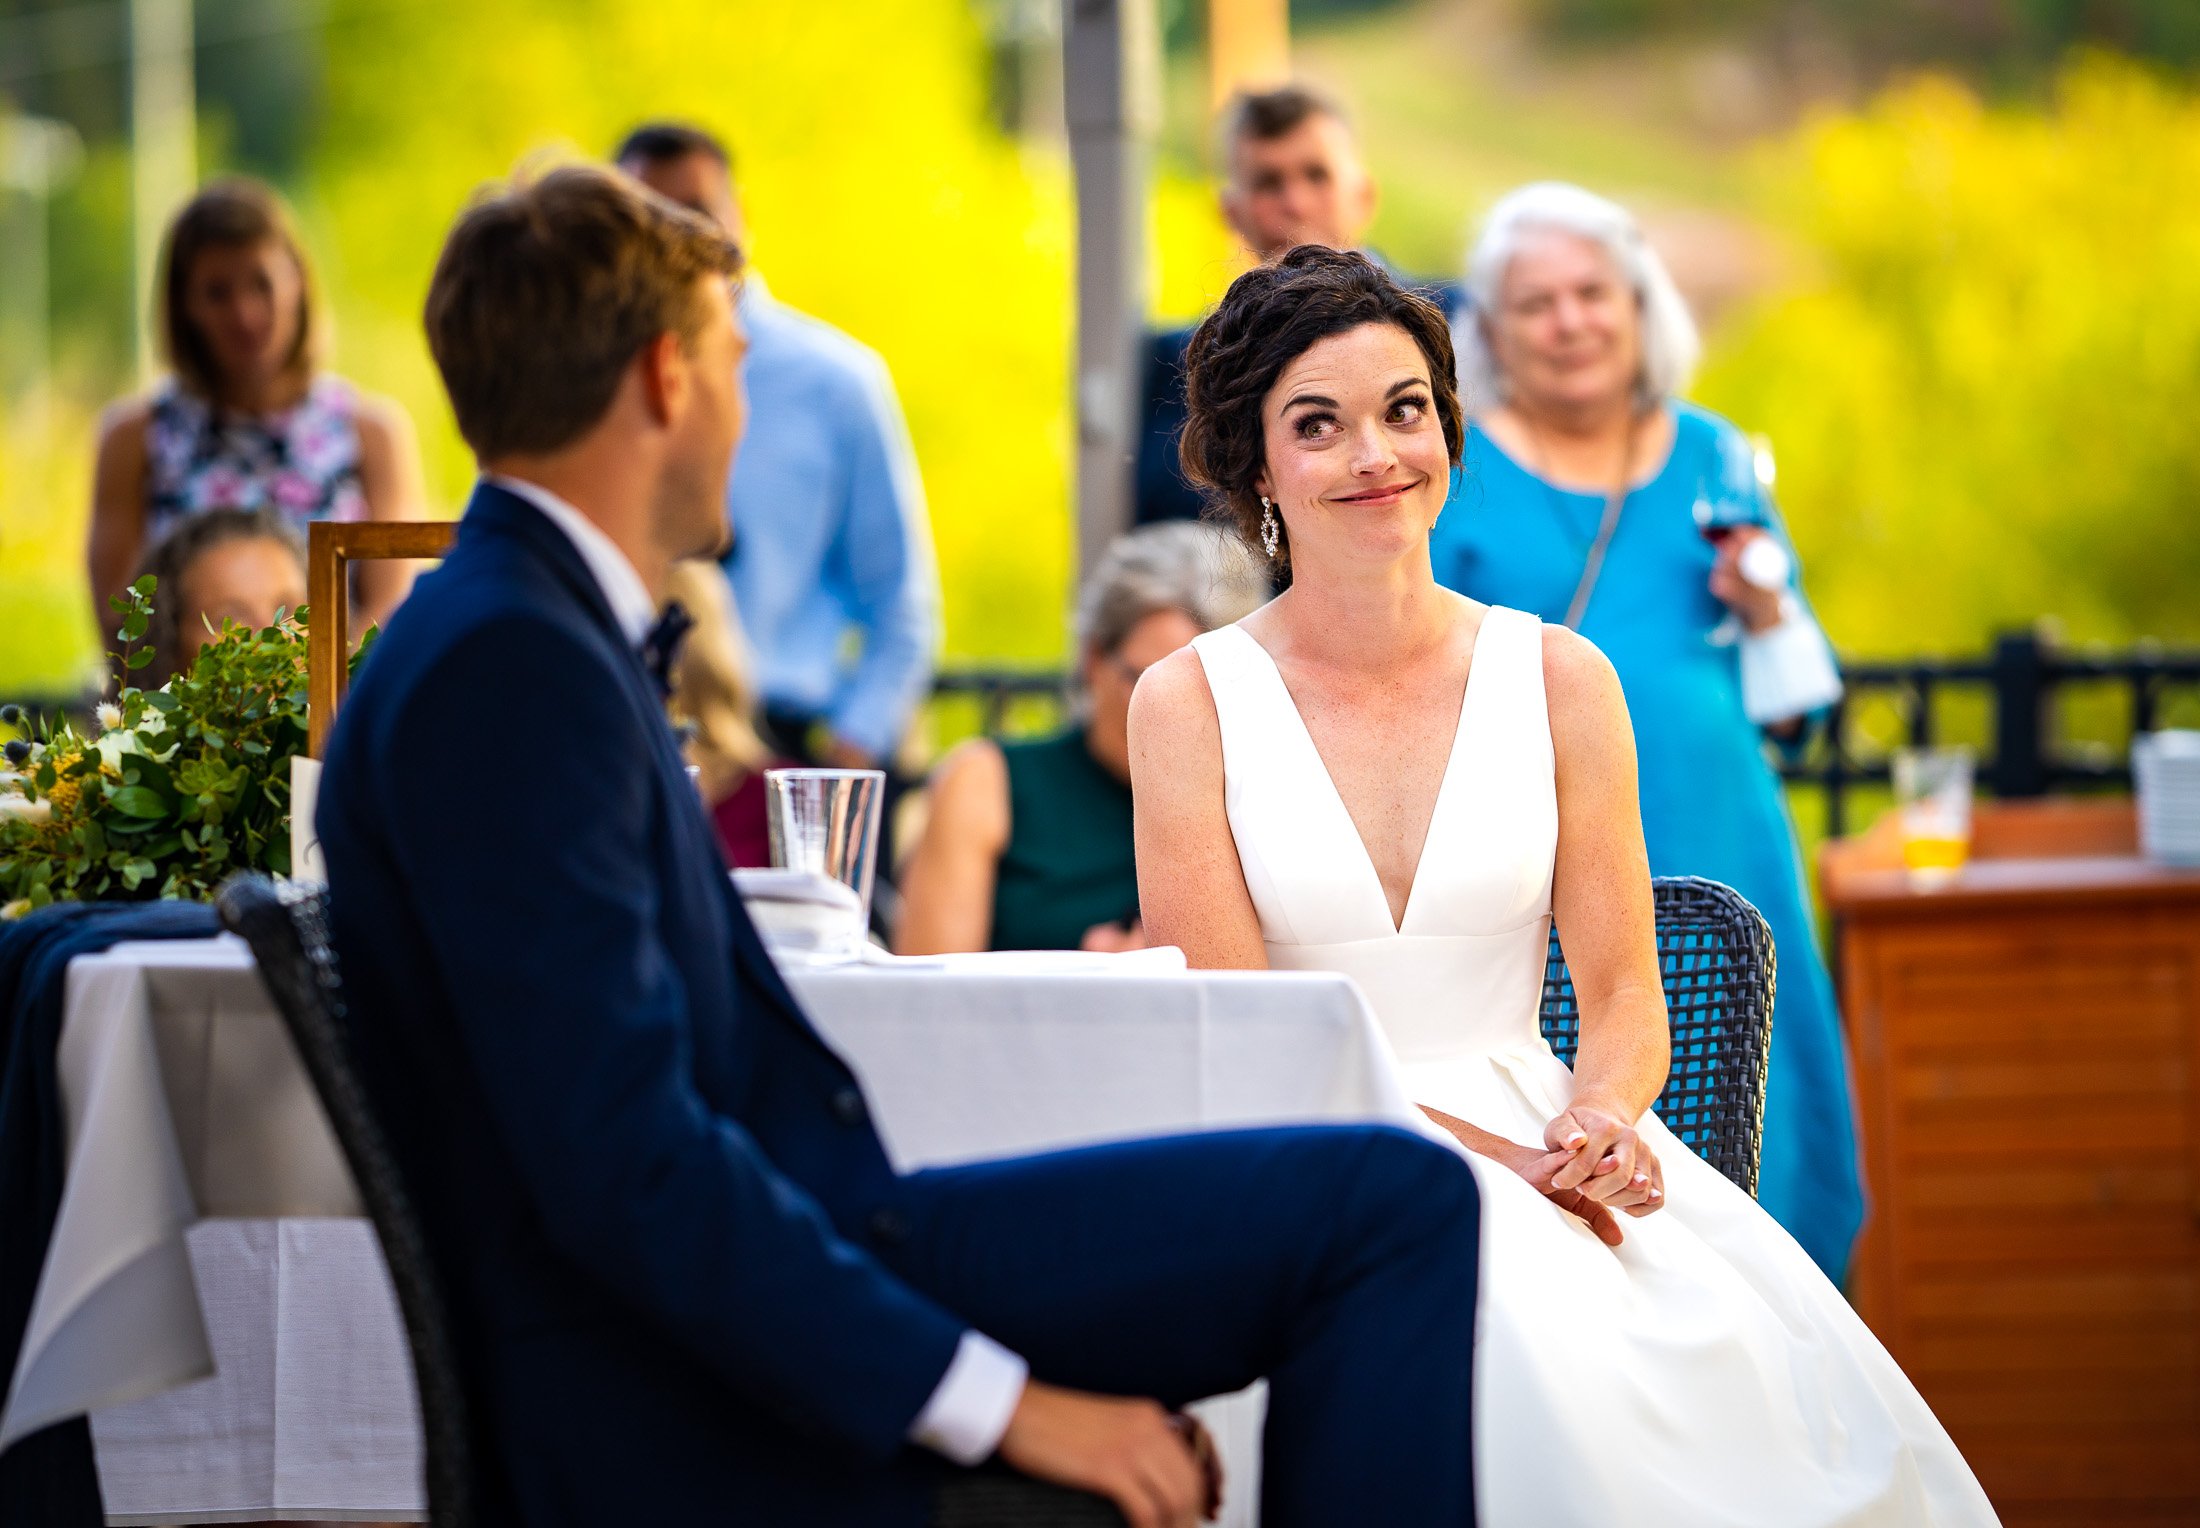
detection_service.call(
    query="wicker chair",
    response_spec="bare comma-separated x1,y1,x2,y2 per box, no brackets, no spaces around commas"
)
213,873,1121,1528
1540,876,1777,1196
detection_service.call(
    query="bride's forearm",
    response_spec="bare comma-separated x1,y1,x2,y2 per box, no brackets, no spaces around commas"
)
1569,982,1670,1122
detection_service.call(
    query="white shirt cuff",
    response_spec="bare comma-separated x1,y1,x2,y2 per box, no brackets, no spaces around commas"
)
909,1330,1028,1465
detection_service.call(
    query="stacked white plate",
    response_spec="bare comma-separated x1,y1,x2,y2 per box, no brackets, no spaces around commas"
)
2134,730,2200,867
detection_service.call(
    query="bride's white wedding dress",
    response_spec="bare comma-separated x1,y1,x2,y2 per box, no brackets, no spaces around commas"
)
1191,606,1998,1527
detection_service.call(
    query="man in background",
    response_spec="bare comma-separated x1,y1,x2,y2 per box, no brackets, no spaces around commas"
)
615,123,939,774
1137,84,1467,524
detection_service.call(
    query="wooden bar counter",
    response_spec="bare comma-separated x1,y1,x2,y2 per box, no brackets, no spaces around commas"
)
1821,800,2200,1524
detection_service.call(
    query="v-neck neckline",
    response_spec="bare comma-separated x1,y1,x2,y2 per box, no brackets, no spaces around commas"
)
1226,617,1488,937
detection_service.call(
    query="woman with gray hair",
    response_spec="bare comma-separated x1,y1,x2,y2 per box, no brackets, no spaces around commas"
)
1431,181,1861,1281
895,523,1266,954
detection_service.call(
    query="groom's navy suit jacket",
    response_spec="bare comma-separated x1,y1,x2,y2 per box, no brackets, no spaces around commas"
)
318,483,960,1523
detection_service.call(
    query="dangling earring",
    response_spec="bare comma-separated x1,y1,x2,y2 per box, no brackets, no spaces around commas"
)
1259,497,1280,560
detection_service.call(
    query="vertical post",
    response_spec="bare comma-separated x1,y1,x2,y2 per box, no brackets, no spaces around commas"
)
306,524,345,759
130,0,196,383
1063,0,1157,587
1823,693,1848,840
1990,628,2050,798
1208,0,1290,112
1,116,82,421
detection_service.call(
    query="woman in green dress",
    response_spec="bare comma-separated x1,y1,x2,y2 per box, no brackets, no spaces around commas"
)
895,523,1266,953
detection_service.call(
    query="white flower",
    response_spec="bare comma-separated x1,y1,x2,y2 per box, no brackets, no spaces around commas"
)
96,702,123,732
1,900,31,921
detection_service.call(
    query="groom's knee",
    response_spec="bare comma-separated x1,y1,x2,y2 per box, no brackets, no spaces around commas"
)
1338,1126,1481,1256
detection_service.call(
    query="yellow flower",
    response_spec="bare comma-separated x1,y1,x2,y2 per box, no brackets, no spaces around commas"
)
46,775,82,816
1,900,31,921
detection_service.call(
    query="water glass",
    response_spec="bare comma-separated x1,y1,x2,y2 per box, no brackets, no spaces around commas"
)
1893,746,1973,885
765,768,885,939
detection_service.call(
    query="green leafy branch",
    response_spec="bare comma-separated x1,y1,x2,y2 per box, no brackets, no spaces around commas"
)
1,578,330,915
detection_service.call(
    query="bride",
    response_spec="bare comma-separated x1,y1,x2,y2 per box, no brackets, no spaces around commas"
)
1128,245,1999,1525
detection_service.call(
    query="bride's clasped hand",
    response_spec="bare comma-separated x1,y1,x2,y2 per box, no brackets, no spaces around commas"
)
1423,1099,1664,1249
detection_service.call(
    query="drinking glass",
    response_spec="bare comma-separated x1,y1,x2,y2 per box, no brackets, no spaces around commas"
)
1893,746,1973,885
765,768,885,940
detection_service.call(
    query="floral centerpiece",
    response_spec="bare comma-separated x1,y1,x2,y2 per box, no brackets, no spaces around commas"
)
0,577,358,916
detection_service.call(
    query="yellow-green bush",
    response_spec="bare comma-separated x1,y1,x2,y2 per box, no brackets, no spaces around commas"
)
1696,54,2200,655
4,1,1241,696
309,0,1083,666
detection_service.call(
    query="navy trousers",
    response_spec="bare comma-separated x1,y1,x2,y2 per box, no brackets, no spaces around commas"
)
889,1123,1482,1526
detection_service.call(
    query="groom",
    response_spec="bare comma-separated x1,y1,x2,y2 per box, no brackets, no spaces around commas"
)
316,165,1483,1527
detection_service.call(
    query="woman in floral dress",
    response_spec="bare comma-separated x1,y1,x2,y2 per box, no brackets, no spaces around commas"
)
88,177,427,629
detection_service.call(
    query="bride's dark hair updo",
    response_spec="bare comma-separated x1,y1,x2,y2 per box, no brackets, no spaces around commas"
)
1179,246,1465,571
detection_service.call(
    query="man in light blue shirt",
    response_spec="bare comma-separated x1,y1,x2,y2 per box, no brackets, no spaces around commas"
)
617,123,940,769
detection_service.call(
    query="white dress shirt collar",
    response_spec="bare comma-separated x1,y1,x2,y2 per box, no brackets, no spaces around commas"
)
484,474,657,647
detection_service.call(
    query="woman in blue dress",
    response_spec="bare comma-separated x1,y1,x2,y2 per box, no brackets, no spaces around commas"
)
1430,182,1862,1279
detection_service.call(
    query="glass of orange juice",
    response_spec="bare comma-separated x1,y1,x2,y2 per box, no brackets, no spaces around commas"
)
1893,746,1973,886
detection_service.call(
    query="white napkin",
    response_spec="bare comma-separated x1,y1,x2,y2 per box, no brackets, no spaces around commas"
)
1738,603,1844,727
732,869,863,956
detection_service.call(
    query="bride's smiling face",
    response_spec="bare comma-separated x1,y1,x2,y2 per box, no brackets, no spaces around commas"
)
1255,322,1450,573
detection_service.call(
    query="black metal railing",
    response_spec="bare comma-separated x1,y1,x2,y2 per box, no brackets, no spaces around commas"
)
11,631,2197,840
1785,631,2200,835
919,630,2200,839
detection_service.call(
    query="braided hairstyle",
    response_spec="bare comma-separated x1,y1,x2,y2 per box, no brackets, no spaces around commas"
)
1178,246,1464,573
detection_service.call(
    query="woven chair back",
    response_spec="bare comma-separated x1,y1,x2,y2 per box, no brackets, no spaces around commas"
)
1541,876,1777,1195
215,873,477,1528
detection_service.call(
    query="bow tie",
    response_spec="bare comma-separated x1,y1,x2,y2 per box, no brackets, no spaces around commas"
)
638,601,695,699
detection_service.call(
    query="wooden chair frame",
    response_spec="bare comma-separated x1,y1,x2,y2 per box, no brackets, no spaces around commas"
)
306,521,456,757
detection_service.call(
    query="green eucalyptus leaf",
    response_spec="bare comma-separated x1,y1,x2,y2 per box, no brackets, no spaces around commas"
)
147,691,179,713
120,611,149,642
125,647,156,671
131,575,157,598
127,754,175,797
107,786,169,819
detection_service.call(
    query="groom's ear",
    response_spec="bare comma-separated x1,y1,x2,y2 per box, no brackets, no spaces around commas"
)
635,330,689,428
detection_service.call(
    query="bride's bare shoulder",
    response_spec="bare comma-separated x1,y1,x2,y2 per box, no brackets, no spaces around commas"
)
1538,622,1618,688
1127,643,1220,746
1537,623,1635,757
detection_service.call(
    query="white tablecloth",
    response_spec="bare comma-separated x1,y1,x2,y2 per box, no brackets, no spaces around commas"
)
3,938,1423,1524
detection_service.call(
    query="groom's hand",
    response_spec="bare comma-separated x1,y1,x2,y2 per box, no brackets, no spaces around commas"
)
997,1379,1212,1527
1508,1144,1626,1248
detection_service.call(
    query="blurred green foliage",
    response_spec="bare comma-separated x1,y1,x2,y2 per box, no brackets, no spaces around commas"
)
4,4,2197,722
1695,54,2200,655
1526,0,2200,77
308,0,1086,674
